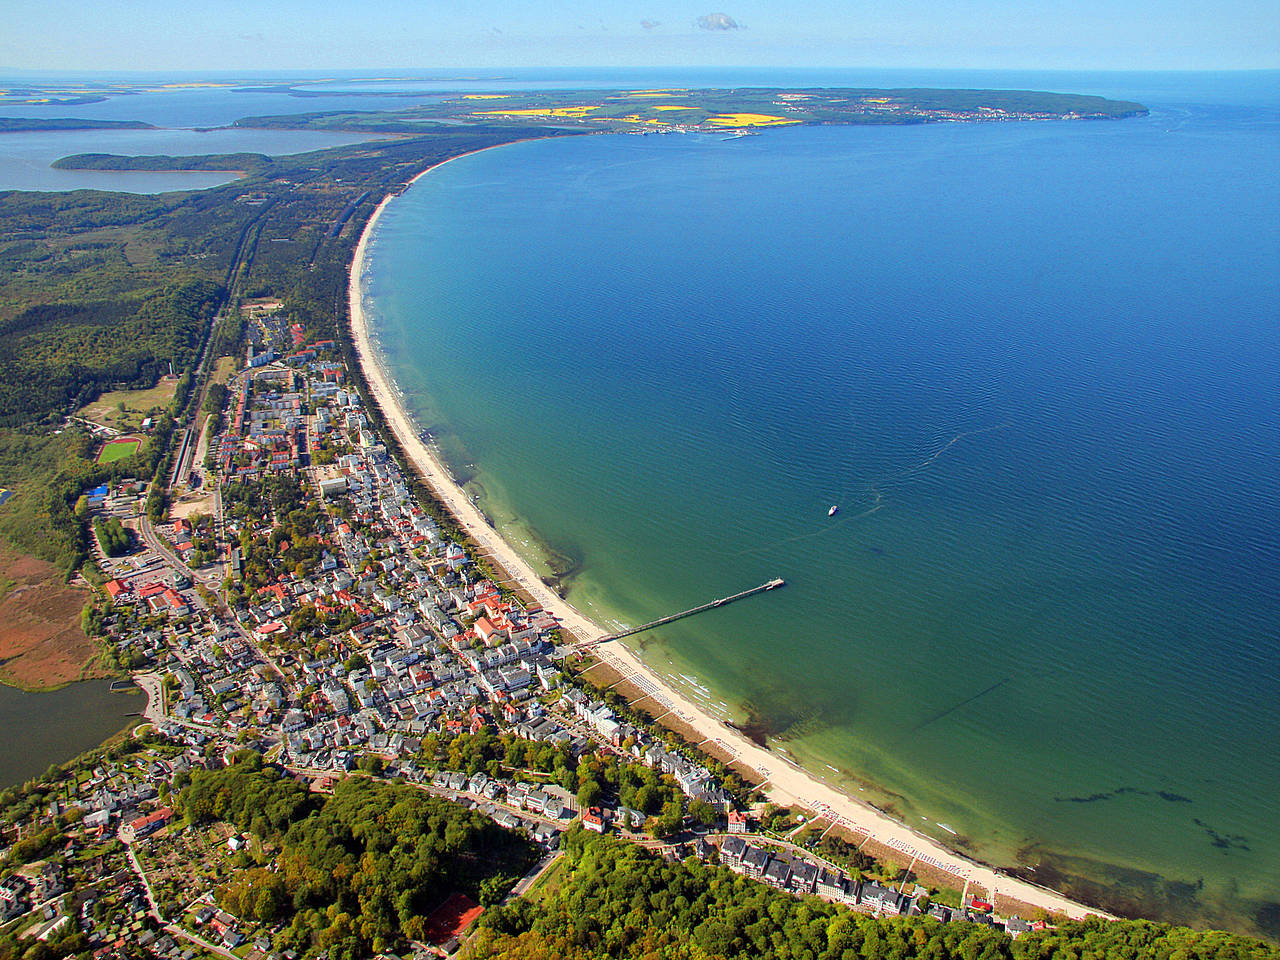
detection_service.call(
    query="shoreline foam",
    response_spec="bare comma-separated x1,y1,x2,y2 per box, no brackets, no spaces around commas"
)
346,142,1112,922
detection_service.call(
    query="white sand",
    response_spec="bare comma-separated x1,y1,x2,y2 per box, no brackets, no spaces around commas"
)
347,151,1112,921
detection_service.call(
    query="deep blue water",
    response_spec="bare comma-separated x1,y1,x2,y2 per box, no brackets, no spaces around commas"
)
362,74,1280,932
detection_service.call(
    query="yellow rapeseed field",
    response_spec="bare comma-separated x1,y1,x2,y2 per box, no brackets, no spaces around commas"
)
704,113,801,126
474,105,600,118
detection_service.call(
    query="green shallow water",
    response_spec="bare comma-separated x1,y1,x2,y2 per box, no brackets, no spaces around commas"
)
361,85,1280,934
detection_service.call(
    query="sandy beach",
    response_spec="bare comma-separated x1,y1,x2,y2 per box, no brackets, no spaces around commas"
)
346,152,1111,922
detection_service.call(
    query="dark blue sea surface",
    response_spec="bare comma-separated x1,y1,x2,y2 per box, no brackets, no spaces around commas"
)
363,73,1280,932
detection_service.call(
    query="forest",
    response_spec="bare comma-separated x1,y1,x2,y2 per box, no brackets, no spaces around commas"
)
468,831,1280,960
177,754,537,959
51,152,273,172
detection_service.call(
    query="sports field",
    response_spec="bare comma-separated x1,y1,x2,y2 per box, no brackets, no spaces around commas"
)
96,438,141,464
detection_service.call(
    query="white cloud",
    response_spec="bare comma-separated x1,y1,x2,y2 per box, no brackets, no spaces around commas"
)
696,12,742,30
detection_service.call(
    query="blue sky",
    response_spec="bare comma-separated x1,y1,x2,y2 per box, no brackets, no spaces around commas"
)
3,0,1275,71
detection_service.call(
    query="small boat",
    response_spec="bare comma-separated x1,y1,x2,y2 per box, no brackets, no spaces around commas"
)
828,505,839,517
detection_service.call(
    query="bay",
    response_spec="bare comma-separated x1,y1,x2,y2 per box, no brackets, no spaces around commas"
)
363,74,1280,934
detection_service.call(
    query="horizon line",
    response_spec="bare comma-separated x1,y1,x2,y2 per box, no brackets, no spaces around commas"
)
3,65,1278,77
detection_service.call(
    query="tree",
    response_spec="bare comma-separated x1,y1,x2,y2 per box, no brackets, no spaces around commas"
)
688,799,719,827
479,873,516,907
576,780,601,810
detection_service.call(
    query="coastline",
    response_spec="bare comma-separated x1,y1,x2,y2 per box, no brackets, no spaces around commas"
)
345,147,1113,922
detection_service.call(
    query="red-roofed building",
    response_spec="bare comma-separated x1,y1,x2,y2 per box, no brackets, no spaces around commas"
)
127,806,174,839
258,582,288,602
104,579,128,600
473,617,502,643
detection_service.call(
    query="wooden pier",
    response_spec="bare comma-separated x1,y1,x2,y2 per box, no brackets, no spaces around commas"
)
587,578,785,645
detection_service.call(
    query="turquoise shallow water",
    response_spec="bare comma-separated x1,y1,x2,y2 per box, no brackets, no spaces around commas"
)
363,81,1280,932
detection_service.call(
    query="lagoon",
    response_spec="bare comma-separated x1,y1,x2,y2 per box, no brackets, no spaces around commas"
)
0,681,140,788
0,127,389,193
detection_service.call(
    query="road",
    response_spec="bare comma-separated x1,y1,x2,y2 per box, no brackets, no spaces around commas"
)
137,514,288,684
505,850,563,902
166,924,238,960
136,516,203,584
123,841,163,923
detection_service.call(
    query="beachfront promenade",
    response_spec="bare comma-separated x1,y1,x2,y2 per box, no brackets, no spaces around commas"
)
347,163,1112,923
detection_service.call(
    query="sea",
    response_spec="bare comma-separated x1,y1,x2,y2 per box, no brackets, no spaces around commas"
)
355,70,1280,935
3,68,1278,934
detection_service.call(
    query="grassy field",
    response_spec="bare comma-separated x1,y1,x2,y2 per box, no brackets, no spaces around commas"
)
524,854,571,904
78,378,178,431
96,437,142,464
211,355,237,385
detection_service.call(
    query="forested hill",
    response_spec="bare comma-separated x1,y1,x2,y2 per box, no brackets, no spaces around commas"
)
0,118,153,132
470,831,1280,960
176,757,536,959
51,151,272,172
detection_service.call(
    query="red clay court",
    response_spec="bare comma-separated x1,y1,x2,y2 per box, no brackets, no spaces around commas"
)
421,892,483,946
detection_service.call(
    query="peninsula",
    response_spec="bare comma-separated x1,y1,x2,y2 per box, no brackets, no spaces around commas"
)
234,84,1148,133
